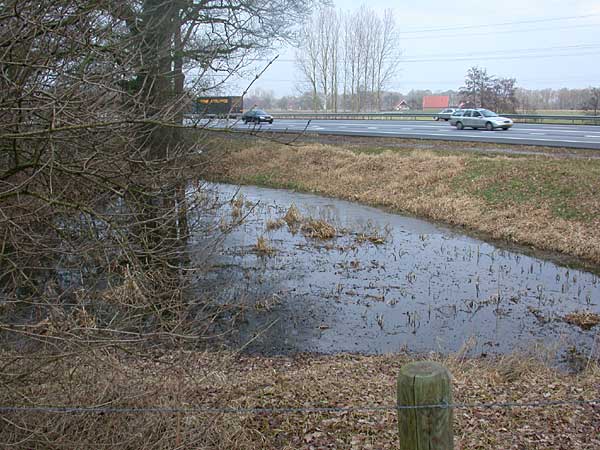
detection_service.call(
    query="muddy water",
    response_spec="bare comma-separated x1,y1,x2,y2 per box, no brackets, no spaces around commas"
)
198,183,600,359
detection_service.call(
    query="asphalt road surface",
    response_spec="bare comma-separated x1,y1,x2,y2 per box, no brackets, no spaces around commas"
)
222,119,600,150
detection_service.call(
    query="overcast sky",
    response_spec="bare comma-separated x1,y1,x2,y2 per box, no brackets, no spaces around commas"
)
231,0,600,96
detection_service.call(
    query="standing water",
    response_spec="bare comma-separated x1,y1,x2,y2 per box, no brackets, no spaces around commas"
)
195,183,600,361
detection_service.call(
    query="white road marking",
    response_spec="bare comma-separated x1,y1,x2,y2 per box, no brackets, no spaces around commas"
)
321,124,600,141
231,120,600,145
329,123,443,129
340,130,594,143
284,121,599,133
510,127,597,134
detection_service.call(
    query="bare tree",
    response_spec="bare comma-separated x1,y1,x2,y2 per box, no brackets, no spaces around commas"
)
0,1,321,445
1,0,320,305
460,66,518,112
581,87,600,115
374,9,401,110
296,16,321,110
297,5,401,112
459,66,495,108
296,7,340,111
342,9,360,111
492,77,519,113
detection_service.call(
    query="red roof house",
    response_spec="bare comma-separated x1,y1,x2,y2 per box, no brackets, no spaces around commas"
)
422,95,449,109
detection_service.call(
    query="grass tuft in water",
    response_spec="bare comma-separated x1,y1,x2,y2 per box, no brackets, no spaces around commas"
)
564,311,600,330
283,203,302,229
266,218,285,231
301,219,337,239
254,235,275,256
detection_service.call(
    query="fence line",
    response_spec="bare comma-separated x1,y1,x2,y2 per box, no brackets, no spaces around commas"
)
1,398,598,416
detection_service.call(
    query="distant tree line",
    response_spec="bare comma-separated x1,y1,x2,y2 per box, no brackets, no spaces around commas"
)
251,83,600,115
517,86,600,114
246,88,406,111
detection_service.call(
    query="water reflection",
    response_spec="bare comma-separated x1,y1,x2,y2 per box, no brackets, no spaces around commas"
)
197,183,600,359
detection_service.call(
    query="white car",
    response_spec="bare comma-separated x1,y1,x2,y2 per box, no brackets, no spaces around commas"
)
450,109,513,130
433,108,458,121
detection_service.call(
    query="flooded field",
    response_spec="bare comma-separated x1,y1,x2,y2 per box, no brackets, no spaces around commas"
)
195,183,600,360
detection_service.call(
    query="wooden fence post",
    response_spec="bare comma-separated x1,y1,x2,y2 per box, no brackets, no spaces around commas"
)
397,361,453,450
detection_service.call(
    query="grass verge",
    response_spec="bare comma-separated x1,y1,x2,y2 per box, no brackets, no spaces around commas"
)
205,139,600,268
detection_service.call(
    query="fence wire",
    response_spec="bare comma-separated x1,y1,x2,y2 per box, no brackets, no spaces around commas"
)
1,398,599,415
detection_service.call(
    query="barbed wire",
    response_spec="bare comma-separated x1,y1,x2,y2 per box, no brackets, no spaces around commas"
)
1,398,598,415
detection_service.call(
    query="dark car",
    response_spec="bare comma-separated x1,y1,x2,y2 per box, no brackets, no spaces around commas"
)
242,109,273,124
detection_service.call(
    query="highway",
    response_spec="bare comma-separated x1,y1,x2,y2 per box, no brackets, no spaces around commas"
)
224,119,600,150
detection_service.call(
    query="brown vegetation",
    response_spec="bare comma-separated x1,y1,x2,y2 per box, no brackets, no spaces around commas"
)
254,235,276,256
0,3,322,448
1,349,598,449
268,203,340,240
283,203,303,228
356,231,386,245
301,219,337,239
266,218,286,230
564,311,600,330
208,142,600,267
2,3,598,448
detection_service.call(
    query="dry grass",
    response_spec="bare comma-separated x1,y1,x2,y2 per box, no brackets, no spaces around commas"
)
231,204,243,219
208,142,600,267
231,194,246,220
564,311,600,330
1,349,598,449
231,193,245,209
254,294,282,312
356,232,386,245
266,218,286,231
283,203,302,228
301,218,337,239
254,235,275,256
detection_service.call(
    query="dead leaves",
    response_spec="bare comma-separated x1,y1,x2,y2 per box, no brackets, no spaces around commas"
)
2,350,599,449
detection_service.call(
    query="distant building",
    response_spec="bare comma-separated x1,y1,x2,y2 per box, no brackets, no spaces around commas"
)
422,95,449,109
394,100,410,111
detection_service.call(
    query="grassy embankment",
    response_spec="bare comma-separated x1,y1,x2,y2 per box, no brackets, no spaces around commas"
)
206,139,600,269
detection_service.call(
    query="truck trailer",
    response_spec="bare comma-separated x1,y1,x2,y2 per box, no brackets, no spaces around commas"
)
194,96,243,117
